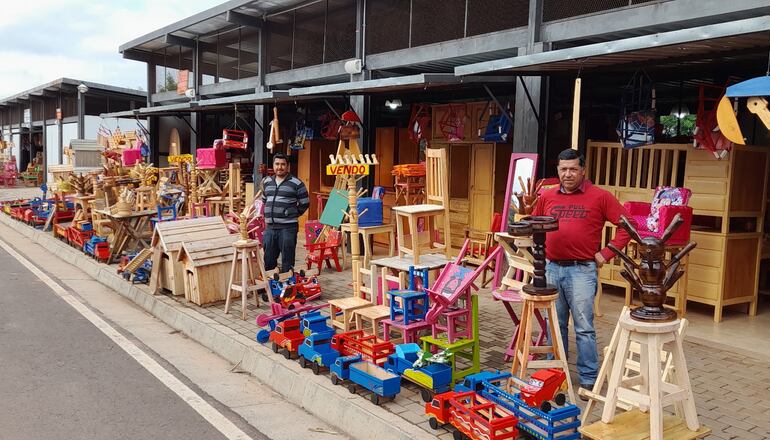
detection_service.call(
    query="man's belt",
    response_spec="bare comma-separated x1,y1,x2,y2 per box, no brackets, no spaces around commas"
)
551,259,594,266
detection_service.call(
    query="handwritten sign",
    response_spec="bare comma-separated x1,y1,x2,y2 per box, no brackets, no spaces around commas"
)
325,163,370,176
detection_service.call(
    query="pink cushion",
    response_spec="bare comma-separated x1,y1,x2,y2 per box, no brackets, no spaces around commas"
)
647,186,691,233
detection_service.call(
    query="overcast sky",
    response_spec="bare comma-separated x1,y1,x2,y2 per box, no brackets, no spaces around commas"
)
0,1,218,99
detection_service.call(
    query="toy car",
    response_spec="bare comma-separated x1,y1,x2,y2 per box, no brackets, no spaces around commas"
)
385,343,453,403
519,368,567,413
426,391,519,439
348,361,401,405
268,318,306,359
455,370,512,394
265,269,322,309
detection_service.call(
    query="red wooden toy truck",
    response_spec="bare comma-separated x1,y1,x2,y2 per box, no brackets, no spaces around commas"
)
331,330,394,366
519,368,567,413
426,391,519,440
269,318,306,359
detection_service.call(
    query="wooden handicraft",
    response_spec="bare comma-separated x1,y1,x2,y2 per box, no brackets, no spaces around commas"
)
505,216,576,404
225,204,267,319
608,214,696,322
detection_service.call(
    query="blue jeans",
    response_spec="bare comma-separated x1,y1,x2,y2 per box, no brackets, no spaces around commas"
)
263,225,298,273
546,261,599,385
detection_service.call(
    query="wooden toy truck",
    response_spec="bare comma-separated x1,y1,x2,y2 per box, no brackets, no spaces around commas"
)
269,318,306,359
384,343,453,403
347,361,401,405
426,391,519,440
330,354,363,385
298,330,339,375
331,330,394,366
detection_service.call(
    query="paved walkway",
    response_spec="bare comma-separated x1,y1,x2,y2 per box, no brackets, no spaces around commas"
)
2,186,769,439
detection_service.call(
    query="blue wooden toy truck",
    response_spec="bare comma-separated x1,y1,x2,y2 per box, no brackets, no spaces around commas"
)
298,330,339,375
384,343,453,402
478,378,581,440
348,361,401,405
454,370,512,393
330,354,362,385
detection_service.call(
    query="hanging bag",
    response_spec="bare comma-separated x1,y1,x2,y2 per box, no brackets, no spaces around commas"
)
617,70,657,149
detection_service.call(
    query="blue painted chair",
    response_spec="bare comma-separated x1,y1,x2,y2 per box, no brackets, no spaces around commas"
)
151,204,177,228
387,266,429,325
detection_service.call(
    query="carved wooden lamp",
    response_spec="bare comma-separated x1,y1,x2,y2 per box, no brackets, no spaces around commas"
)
608,214,696,322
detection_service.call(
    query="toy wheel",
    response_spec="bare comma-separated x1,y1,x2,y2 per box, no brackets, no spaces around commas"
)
347,384,356,394
330,374,340,385
287,303,295,310
429,417,440,430
299,269,306,278
260,291,268,303
298,356,308,368
273,273,280,281
540,401,552,413
420,389,433,403
283,349,292,359
271,342,278,353
311,362,321,375
370,393,380,405
255,330,270,344
554,393,566,406
452,430,466,440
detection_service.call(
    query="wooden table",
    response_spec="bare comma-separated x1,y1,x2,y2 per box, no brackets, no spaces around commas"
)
95,209,156,263
371,253,449,288
340,223,396,269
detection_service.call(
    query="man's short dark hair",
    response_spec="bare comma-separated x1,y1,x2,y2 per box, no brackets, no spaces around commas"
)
557,148,585,167
273,152,288,163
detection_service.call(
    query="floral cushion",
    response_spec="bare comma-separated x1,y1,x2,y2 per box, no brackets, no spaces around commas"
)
647,186,691,233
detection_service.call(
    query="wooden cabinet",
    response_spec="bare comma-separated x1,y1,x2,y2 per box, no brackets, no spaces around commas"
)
588,141,770,322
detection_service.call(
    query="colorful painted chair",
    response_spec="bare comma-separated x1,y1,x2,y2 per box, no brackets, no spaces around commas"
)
305,229,342,272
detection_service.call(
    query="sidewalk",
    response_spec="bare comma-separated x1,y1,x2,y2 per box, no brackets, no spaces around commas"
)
1,187,769,439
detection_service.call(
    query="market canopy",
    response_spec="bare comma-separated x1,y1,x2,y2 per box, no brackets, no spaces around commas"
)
455,16,770,76
288,73,516,97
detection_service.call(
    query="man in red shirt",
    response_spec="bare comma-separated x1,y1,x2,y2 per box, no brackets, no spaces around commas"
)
533,148,635,393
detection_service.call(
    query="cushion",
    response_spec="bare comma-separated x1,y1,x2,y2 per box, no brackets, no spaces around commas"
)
647,186,691,233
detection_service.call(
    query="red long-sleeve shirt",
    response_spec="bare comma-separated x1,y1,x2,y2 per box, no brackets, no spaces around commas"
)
532,180,635,262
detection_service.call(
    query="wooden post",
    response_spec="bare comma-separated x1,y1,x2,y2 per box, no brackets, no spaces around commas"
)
571,77,582,150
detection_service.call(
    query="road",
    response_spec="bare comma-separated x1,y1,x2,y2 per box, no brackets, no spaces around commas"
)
0,232,347,440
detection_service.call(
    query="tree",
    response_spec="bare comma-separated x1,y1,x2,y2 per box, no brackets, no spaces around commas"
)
163,72,178,93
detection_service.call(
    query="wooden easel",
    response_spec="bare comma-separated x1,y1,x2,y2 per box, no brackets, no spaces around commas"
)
509,291,576,403
580,310,705,440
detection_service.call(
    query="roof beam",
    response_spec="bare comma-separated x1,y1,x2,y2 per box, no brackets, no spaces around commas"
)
226,10,263,29
165,34,197,49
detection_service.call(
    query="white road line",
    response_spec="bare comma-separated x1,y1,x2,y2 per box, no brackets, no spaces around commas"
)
0,238,254,440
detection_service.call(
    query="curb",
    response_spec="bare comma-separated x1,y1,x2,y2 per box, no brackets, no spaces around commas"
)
0,214,435,440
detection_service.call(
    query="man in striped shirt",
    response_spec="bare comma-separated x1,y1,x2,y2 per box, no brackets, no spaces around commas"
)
261,153,310,272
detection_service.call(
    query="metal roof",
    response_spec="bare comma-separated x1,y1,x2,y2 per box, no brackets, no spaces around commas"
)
0,78,146,107
455,15,770,76
288,73,516,97
196,90,290,106
119,0,307,54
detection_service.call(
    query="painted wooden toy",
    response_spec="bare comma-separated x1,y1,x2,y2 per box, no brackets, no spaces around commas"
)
347,361,401,405
426,391,519,440
269,318,306,359
331,330,394,366
384,343,453,403
329,354,363,385
298,330,339,375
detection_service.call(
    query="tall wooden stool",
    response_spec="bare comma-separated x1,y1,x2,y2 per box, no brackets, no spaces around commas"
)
134,186,155,211
225,238,263,320
587,312,703,440
509,291,576,403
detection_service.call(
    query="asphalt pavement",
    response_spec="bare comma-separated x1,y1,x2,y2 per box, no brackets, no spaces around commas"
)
0,246,243,440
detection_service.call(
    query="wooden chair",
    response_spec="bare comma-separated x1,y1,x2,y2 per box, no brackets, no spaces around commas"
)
392,148,451,263
305,229,342,272
462,212,502,288
207,163,241,216
352,265,403,338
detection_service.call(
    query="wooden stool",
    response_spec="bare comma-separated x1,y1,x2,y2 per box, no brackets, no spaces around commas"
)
509,291,576,403
595,312,702,440
431,289,472,344
351,266,395,337
225,239,263,320
134,186,155,211
381,318,431,344
328,297,371,331
392,204,450,263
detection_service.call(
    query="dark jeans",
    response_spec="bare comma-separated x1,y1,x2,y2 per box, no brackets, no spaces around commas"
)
263,225,299,273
